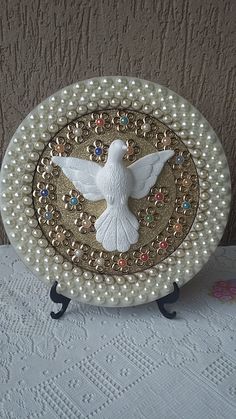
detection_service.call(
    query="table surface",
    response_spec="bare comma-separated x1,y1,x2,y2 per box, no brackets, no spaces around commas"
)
0,245,236,419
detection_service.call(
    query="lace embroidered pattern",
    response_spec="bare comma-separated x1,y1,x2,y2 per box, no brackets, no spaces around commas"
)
0,245,236,418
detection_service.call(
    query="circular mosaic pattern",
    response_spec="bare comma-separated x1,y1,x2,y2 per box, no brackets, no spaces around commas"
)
0,77,231,307
32,109,199,275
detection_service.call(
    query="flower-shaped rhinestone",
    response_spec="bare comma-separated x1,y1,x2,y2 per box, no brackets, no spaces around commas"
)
133,245,155,266
63,189,84,211
172,150,190,170
152,233,174,255
156,129,178,151
113,110,135,132
135,116,158,139
138,207,158,228
111,254,132,273
49,225,72,247
33,182,56,204
49,136,72,156
67,120,90,143
176,172,198,193
176,194,197,216
37,204,60,226
88,112,112,134
75,212,96,234
148,186,169,208
87,140,109,162
89,251,110,272
37,157,60,181
123,139,140,162
167,216,187,238
67,242,90,263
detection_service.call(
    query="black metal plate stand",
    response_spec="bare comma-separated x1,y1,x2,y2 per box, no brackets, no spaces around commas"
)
50,281,180,319
156,282,180,319
50,281,71,319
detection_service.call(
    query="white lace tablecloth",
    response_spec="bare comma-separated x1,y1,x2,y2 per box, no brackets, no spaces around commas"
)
0,245,236,419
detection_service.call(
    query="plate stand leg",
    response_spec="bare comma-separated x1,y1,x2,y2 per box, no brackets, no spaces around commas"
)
156,282,180,319
50,281,71,319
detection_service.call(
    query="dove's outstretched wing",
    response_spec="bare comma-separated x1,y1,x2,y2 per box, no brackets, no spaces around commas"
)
128,150,174,199
52,156,103,201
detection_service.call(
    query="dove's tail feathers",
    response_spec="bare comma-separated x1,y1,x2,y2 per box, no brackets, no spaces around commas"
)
95,207,139,252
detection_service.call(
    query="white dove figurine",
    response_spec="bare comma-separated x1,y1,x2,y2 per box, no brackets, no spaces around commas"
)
52,139,174,252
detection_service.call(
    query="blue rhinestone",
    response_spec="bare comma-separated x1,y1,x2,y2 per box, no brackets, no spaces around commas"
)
95,147,103,156
40,188,49,197
120,116,129,125
44,211,53,220
183,201,191,210
176,155,184,165
70,197,78,206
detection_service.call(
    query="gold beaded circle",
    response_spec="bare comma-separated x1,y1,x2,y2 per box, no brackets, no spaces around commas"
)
32,109,199,274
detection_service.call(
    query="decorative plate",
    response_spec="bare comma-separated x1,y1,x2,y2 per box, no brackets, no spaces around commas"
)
0,77,231,307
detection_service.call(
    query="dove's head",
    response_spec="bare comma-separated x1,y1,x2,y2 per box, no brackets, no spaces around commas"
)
108,139,127,162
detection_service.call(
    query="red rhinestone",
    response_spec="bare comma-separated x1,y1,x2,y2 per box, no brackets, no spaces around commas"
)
140,252,149,262
155,192,164,201
159,241,168,249
95,118,105,127
118,258,127,268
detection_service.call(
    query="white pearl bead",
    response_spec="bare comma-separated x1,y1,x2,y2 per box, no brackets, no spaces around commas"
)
25,207,34,216
72,267,83,276
63,271,73,280
54,254,64,264
45,247,55,256
27,218,37,229
83,271,93,280
23,197,32,206
132,100,142,110
110,98,120,107
34,141,44,151
63,262,72,271
94,274,103,283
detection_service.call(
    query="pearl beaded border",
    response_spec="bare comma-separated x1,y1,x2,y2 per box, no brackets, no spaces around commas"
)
0,76,231,307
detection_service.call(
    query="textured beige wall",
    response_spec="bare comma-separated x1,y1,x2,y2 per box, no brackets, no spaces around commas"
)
0,0,235,244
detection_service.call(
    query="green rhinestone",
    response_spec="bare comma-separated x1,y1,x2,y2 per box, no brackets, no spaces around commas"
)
145,214,154,223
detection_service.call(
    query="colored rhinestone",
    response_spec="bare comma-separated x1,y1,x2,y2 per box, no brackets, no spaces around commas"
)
145,214,154,223
82,219,92,229
95,118,105,127
40,188,49,197
154,192,164,202
183,201,191,209
70,197,78,206
162,136,171,146
174,223,182,232
118,258,127,268
159,241,168,250
95,147,103,156
140,252,149,262
120,115,129,125
176,155,184,165
56,232,65,242
141,123,151,132
55,144,65,153
44,211,52,220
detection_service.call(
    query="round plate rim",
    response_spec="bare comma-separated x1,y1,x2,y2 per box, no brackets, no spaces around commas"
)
0,76,231,307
